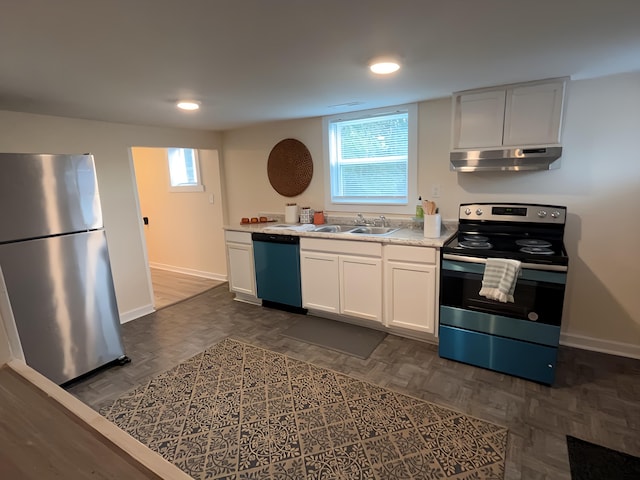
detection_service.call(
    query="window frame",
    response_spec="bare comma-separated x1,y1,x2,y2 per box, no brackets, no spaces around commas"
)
322,103,417,214
167,147,204,193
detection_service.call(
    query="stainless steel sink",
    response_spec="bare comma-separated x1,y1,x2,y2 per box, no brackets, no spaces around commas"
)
313,224,350,233
347,226,400,235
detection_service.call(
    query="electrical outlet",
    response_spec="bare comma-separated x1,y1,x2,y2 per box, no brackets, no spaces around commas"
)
209,194,214,204
431,184,441,198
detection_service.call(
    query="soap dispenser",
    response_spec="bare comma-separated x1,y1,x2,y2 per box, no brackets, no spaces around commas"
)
416,196,424,219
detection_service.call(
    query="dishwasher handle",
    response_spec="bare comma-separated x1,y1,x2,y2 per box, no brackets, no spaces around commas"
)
251,232,300,244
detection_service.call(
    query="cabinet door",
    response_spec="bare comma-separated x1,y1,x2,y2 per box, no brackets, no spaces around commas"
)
503,81,565,146
453,90,506,149
385,261,436,334
339,256,382,323
226,243,256,296
300,252,340,313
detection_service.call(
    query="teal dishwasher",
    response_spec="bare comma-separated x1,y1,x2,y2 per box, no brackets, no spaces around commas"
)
252,232,305,312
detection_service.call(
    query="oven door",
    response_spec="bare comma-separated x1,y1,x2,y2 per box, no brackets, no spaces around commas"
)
441,255,567,326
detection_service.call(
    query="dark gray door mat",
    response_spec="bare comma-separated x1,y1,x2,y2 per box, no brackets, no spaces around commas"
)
567,435,640,480
282,315,387,359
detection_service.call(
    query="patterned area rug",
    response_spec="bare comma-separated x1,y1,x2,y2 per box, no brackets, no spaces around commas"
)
100,338,507,479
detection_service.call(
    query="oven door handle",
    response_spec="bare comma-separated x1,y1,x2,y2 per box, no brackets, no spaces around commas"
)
466,299,529,318
442,253,568,272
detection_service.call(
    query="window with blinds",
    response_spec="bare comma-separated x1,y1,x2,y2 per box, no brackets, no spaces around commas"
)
325,105,417,212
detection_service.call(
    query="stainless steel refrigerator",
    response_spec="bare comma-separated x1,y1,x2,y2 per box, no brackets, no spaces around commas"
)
0,152,128,384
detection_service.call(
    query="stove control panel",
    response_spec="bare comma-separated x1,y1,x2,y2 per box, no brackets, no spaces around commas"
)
459,203,566,224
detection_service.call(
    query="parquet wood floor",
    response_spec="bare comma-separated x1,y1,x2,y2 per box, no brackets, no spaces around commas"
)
66,285,640,479
150,267,223,310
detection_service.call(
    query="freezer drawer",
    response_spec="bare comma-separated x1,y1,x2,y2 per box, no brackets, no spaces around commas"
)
0,230,125,384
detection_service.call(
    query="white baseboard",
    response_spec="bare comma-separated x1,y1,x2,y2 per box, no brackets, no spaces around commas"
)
120,304,155,324
560,332,640,360
149,262,227,282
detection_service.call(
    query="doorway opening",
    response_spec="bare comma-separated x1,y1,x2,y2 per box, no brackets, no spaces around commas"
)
130,147,227,310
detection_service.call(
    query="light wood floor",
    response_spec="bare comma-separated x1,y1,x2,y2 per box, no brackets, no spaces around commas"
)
67,286,640,479
149,267,223,310
0,367,160,479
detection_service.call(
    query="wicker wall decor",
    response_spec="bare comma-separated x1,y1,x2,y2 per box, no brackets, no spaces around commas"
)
267,138,313,197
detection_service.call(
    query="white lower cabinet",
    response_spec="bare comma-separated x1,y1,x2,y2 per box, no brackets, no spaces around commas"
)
224,231,259,303
340,255,382,323
300,238,382,323
298,238,440,335
383,245,438,334
300,251,340,313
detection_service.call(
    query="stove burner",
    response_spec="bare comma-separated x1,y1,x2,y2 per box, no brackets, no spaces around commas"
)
459,240,493,250
463,235,489,242
516,239,552,248
520,246,554,255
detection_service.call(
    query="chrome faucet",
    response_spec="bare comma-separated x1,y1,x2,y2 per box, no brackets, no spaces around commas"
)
379,215,387,227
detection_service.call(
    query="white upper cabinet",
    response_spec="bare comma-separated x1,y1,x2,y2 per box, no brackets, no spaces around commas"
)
452,78,567,150
453,90,506,149
503,81,565,146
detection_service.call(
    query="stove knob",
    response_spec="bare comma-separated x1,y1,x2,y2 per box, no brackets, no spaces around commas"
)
464,208,472,216
475,208,483,216
551,211,560,219
537,210,547,218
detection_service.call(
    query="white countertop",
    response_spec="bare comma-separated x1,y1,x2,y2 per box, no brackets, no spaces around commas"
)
224,222,456,248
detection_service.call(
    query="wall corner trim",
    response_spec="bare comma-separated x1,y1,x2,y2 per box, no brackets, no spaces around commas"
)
148,262,227,281
560,332,640,360
120,304,155,324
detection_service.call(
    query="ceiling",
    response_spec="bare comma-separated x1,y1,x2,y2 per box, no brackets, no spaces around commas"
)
2,0,639,131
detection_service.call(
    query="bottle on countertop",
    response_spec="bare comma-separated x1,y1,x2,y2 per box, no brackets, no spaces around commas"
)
416,196,424,219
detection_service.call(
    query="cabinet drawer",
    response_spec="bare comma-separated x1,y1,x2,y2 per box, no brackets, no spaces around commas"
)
384,244,436,264
225,230,252,244
438,325,557,385
301,238,381,257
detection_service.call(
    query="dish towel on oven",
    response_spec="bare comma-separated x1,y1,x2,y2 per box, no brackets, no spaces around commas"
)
479,258,521,303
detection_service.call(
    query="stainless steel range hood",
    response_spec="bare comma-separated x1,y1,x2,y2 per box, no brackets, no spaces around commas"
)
450,147,562,172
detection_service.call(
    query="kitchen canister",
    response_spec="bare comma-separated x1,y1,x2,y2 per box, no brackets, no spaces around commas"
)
300,207,314,224
424,214,441,238
285,203,298,224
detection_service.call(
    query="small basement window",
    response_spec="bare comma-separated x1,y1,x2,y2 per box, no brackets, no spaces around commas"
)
167,148,204,192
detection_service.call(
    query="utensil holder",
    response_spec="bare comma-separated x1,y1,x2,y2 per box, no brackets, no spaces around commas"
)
424,214,441,238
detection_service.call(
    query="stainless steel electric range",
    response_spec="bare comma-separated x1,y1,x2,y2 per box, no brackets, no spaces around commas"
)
439,203,568,385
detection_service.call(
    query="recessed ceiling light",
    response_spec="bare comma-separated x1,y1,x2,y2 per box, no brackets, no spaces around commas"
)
176,100,200,111
369,59,400,75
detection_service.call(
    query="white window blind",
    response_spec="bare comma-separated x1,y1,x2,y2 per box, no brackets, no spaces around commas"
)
328,109,410,206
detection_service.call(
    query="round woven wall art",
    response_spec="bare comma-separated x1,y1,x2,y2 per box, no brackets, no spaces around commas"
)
267,138,313,197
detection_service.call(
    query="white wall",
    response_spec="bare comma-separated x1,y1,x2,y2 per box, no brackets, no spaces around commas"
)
222,117,325,223
132,147,227,280
222,72,640,356
0,111,221,320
